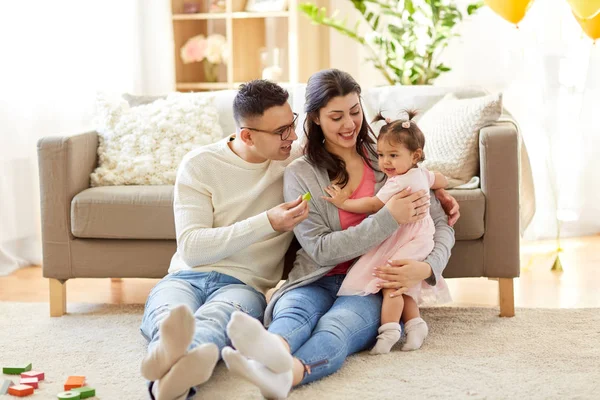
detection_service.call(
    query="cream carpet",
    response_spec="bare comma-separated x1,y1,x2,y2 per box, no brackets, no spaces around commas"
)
1,303,599,400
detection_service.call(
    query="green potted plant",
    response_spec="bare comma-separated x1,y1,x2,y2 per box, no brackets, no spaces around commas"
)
300,0,483,85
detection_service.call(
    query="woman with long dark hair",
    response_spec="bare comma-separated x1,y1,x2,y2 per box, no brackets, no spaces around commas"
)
222,69,458,398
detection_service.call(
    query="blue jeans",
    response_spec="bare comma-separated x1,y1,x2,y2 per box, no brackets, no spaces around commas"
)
268,274,382,385
140,270,266,399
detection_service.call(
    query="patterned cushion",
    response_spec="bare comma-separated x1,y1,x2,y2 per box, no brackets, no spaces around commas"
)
419,92,503,186
91,93,223,186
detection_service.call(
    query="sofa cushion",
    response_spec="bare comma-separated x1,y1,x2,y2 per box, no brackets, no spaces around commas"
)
71,186,175,239
91,93,224,187
71,186,484,241
418,93,503,186
448,189,485,240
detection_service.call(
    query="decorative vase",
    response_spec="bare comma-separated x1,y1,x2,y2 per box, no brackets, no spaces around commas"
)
203,59,219,83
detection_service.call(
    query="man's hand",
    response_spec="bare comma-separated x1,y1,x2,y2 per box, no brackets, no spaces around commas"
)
322,185,350,209
374,259,432,297
267,196,309,232
386,188,430,224
434,188,460,227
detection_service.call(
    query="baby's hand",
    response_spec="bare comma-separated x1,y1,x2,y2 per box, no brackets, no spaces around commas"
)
322,185,350,208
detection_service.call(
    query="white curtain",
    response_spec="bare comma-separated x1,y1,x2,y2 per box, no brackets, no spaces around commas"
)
434,0,600,240
0,1,175,276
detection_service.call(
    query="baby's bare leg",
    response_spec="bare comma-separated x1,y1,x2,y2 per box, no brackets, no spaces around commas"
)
381,288,405,324
401,294,420,322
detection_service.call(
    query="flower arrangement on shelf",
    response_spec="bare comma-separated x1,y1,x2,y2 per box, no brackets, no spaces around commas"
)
180,34,228,83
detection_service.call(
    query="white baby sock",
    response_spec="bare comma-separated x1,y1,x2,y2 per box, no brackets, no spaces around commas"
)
370,322,402,355
226,311,293,373
141,304,196,381
154,343,219,400
401,317,428,351
222,346,293,400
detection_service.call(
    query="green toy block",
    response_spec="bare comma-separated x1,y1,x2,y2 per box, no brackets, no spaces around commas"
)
302,192,312,201
1,379,14,395
2,363,32,375
57,391,81,400
71,386,96,399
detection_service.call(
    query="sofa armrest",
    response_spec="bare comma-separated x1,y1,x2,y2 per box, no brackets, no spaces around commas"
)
479,122,520,278
37,131,99,279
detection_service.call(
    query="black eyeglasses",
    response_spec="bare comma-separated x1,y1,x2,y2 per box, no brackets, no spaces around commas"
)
240,112,298,141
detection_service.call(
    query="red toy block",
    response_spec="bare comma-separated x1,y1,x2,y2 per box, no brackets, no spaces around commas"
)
64,376,86,391
8,384,34,397
20,377,38,389
21,371,44,381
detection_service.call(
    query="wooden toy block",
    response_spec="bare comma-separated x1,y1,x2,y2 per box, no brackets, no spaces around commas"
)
71,386,96,399
21,371,45,381
2,363,32,375
57,391,81,400
64,376,86,391
1,379,14,395
20,377,39,389
7,384,34,397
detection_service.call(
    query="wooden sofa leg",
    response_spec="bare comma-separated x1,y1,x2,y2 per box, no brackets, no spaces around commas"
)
49,279,67,317
499,278,515,317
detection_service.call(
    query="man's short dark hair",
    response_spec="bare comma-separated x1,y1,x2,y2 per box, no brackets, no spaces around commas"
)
233,80,289,127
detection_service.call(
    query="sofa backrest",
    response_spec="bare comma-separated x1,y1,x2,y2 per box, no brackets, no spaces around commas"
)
205,85,489,139
130,85,489,139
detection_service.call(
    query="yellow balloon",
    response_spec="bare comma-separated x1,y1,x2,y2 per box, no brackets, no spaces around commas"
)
484,0,535,25
574,11,600,41
567,0,600,20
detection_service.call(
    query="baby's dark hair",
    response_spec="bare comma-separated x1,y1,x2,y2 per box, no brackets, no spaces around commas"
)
373,110,426,163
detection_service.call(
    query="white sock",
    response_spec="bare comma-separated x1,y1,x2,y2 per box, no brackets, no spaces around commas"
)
226,311,293,373
155,343,219,400
222,346,292,399
141,304,195,381
401,317,428,351
370,322,402,355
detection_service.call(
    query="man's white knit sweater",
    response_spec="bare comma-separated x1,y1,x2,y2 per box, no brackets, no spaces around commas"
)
168,135,301,294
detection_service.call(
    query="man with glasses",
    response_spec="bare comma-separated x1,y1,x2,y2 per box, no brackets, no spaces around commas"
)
139,80,308,400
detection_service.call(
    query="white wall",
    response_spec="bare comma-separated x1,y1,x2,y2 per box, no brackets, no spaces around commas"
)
327,0,388,87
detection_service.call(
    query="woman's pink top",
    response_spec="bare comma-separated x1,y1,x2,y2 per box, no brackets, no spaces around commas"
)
326,162,376,276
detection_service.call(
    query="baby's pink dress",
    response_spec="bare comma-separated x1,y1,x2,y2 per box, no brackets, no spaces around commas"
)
337,167,452,306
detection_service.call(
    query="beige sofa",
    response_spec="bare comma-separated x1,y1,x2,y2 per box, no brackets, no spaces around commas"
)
37,86,523,318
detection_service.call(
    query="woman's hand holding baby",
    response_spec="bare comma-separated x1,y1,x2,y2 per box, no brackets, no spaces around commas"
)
373,259,433,297
434,188,460,226
386,188,430,224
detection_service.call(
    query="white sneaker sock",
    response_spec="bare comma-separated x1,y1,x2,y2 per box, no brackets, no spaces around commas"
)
226,311,293,373
401,317,428,351
370,322,402,355
222,346,292,399
155,343,219,400
141,305,195,381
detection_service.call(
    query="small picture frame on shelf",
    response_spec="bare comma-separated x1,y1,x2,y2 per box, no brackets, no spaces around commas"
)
209,0,226,13
245,0,288,12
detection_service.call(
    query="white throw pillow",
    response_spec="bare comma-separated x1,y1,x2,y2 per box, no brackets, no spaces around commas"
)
419,92,502,186
91,92,223,186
